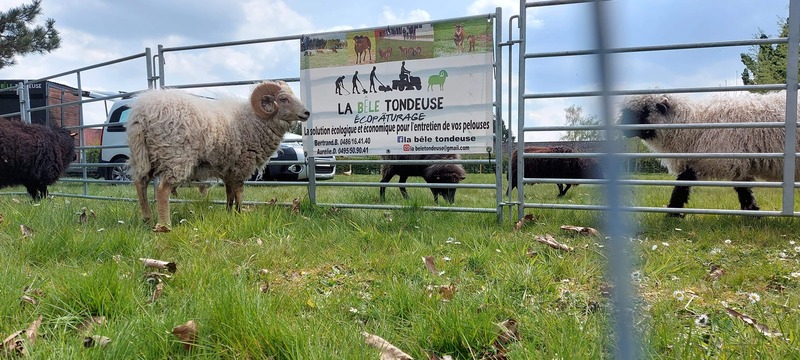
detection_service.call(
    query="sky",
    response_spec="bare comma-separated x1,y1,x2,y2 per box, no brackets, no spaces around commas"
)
0,0,792,141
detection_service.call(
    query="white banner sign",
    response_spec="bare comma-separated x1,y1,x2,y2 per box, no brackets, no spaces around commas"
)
300,17,494,156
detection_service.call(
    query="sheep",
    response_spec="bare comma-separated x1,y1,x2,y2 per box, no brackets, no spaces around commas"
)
427,70,448,91
619,92,800,216
0,119,76,200
127,81,310,231
507,146,604,198
379,154,466,204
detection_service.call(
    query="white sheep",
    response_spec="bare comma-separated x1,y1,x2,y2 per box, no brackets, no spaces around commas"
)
127,80,310,231
620,92,799,216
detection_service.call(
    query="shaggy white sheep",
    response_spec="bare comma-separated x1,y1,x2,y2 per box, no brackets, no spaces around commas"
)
620,92,799,216
127,80,310,231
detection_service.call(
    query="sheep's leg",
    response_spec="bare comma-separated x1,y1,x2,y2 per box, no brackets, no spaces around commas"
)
25,184,41,201
134,177,152,222
398,175,409,199
233,182,245,212
557,184,573,197
734,187,760,211
666,168,697,217
155,180,173,232
224,183,235,211
379,173,393,201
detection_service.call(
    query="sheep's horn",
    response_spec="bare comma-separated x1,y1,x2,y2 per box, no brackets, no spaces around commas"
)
250,81,282,119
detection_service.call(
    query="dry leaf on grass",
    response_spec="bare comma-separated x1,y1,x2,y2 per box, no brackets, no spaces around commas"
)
139,258,177,273
422,256,444,276
79,207,88,224
20,224,33,238
707,265,725,280
725,306,784,339
150,282,164,303
513,214,536,232
494,318,520,349
362,331,413,360
266,197,277,205
83,335,111,348
427,353,453,360
77,316,106,334
426,285,456,301
291,198,301,214
1,316,42,356
560,225,600,237
533,234,574,252
20,295,36,305
172,320,198,351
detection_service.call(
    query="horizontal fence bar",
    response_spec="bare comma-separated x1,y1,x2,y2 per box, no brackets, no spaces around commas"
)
525,37,787,59
316,202,499,213
159,35,302,53
520,178,800,188
520,202,791,216
522,84,788,99
519,152,793,159
524,121,789,132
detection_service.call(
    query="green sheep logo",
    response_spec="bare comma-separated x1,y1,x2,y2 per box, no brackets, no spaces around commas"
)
427,70,448,91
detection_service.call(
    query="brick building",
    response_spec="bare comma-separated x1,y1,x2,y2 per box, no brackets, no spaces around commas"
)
0,80,83,128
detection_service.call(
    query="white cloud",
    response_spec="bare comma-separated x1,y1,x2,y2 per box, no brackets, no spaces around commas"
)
379,6,431,24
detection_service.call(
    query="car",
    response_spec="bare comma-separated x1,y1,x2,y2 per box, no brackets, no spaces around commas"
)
99,97,335,182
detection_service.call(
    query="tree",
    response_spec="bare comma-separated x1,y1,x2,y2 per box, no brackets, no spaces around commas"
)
559,105,603,142
0,0,60,70
740,18,795,91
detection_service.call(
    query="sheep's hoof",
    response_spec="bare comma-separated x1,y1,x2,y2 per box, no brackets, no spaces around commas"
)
153,223,172,233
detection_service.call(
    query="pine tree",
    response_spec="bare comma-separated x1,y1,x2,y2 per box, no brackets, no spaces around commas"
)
0,0,61,69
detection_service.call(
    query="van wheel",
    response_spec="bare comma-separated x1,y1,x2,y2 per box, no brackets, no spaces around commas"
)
107,157,131,182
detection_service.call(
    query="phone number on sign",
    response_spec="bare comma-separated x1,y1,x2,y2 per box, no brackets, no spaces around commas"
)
337,146,369,155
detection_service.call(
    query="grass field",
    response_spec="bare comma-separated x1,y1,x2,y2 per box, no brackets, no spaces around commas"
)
1,174,800,358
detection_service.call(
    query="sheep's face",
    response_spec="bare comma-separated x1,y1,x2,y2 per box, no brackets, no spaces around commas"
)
426,164,466,204
251,81,310,123
619,94,673,140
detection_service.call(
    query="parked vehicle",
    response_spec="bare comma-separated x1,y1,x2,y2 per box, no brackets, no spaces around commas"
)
99,97,335,182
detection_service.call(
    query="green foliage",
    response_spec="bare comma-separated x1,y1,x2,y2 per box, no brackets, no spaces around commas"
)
740,18,794,91
560,105,603,142
0,0,61,69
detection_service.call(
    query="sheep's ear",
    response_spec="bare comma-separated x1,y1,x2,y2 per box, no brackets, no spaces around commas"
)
69,132,78,138
656,98,669,115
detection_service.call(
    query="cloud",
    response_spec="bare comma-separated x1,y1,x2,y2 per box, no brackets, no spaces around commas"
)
379,6,431,24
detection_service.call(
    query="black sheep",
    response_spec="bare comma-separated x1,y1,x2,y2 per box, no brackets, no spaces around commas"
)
0,119,76,200
507,146,604,197
379,154,466,204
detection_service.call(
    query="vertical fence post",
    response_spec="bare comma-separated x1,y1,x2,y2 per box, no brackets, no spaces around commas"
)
76,71,89,196
157,45,166,88
516,1,527,221
494,7,505,223
590,0,639,358
783,0,800,215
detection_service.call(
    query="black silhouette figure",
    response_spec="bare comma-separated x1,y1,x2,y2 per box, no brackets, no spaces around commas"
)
399,61,411,82
352,71,365,94
335,76,346,95
369,66,378,93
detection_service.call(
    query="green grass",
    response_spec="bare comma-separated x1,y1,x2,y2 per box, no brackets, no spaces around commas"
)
2,174,800,358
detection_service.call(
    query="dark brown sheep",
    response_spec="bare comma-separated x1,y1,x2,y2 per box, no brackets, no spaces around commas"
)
379,154,466,204
0,119,76,200
507,146,604,197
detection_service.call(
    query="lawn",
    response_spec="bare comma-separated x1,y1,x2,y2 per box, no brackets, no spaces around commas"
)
1,174,799,358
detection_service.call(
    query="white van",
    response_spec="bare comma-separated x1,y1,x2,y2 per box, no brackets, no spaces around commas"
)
98,97,335,181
